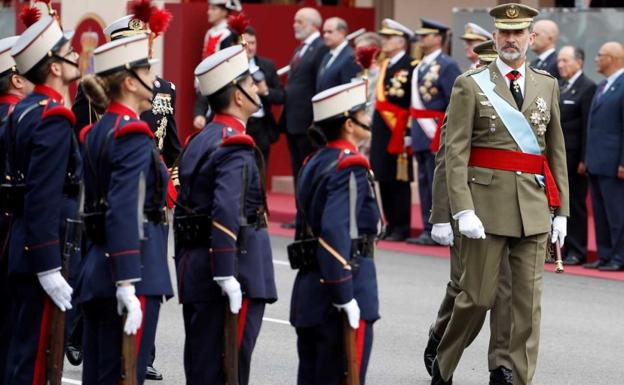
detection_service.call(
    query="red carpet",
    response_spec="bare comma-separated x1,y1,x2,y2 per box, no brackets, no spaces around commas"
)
267,193,624,282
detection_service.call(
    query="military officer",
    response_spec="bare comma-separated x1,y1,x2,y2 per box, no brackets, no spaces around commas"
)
289,80,380,385
193,0,242,130
370,19,414,242
407,18,461,245
0,34,33,385
174,45,277,385
4,14,82,384
76,34,174,384
460,23,493,69
424,40,513,385
431,4,569,385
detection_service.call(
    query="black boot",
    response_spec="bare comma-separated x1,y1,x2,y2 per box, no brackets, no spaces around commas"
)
65,345,83,366
489,366,512,385
424,326,440,376
431,358,452,385
145,365,163,381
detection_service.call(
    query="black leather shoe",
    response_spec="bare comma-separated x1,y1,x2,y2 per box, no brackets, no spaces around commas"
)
145,365,163,381
65,345,82,366
431,359,452,385
407,232,437,246
382,232,406,242
583,260,604,269
424,327,440,376
598,262,624,272
563,255,584,266
489,366,512,385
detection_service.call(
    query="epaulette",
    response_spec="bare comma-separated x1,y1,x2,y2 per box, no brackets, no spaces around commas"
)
79,124,94,144
529,66,555,79
170,82,176,91
463,65,487,78
302,151,318,167
42,104,76,126
411,59,421,67
114,120,154,139
221,133,255,148
183,130,200,147
337,151,370,171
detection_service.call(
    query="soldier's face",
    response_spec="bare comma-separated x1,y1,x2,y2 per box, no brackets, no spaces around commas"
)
350,110,372,142
133,66,156,113
208,5,227,24
54,42,81,84
237,76,260,114
493,28,533,63
381,35,405,56
463,39,479,62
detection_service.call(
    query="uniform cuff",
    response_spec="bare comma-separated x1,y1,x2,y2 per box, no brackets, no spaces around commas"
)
108,249,142,282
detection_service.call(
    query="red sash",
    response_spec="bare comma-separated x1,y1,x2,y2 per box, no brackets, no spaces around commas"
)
410,107,445,152
468,147,560,208
375,99,410,155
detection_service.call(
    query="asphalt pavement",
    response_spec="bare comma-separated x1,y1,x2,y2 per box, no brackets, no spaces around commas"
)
62,234,624,385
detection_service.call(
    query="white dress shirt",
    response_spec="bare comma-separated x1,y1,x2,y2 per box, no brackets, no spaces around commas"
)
496,57,527,96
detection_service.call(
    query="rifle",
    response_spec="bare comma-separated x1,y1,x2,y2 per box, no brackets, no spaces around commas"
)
224,164,248,385
46,182,84,385
343,314,360,385
120,313,137,385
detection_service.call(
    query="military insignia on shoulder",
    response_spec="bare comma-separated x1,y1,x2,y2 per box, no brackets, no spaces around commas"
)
529,66,554,78
529,97,550,136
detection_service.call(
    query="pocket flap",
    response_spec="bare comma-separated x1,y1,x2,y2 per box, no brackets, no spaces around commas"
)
467,167,494,185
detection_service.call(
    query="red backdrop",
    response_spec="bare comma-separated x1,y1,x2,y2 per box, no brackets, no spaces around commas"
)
163,3,374,184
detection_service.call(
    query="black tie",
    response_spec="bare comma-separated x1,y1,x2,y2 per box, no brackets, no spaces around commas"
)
507,70,524,109
560,80,569,93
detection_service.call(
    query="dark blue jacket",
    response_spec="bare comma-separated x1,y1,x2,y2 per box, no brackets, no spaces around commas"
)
290,140,380,328
0,94,21,261
4,85,82,274
174,114,277,304
76,101,173,303
316,44,361,92
410,52,461,152
586,73,624,177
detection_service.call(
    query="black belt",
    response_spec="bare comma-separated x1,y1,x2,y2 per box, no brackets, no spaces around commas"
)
84,206,166,245
287,235,376,271
144,208,167,224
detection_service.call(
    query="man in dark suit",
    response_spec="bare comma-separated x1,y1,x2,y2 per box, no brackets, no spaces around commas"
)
244,27,284,165
584,41,624,271
316,17,361,92
530,19,560,78
370,19,414,241
282,7,328,180
556,46,596,265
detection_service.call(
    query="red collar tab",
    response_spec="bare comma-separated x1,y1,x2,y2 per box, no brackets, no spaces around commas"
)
106,102,139,119
327,139,358,153
213,113,246,134
0,94,22,106
33,84,64,103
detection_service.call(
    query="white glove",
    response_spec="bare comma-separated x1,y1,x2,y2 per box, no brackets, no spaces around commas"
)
37,270,73,311
215,276,242,314
551,216,567,246
333,299,360,329
431,223,454,246
116,285,143,335
456,210,486,239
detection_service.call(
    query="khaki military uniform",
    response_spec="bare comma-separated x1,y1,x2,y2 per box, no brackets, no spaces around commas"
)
429,121,512,372
436,61,569,385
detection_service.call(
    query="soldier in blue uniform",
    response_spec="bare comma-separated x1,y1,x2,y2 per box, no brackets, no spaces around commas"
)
289,80,380,385
407,18,461,245
76,34,174,385
0,34,33,385
174,44,277,385
3,15,82,384
370,19,414,242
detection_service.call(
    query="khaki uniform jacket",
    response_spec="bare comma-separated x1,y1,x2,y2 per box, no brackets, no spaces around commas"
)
444,61,569,238
429,119,451,224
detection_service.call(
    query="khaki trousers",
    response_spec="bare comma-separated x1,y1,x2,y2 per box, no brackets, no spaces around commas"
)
436,233,548,385
432,232,512,371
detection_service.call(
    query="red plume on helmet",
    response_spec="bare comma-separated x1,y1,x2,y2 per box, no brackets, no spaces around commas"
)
130,0,155,24
149,8,172,37
18,5,41,28
355,46,380,70
227,12,250,45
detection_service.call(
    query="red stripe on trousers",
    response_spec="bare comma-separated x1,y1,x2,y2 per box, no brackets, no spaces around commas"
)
32,298,53,385
237,298,250,347
135,295,147,355
355,320,366,371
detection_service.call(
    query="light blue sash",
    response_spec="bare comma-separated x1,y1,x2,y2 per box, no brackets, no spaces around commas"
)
470,68,540,155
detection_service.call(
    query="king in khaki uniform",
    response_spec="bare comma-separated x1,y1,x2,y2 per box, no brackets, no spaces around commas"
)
430,4,569,385
424,39,513,385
